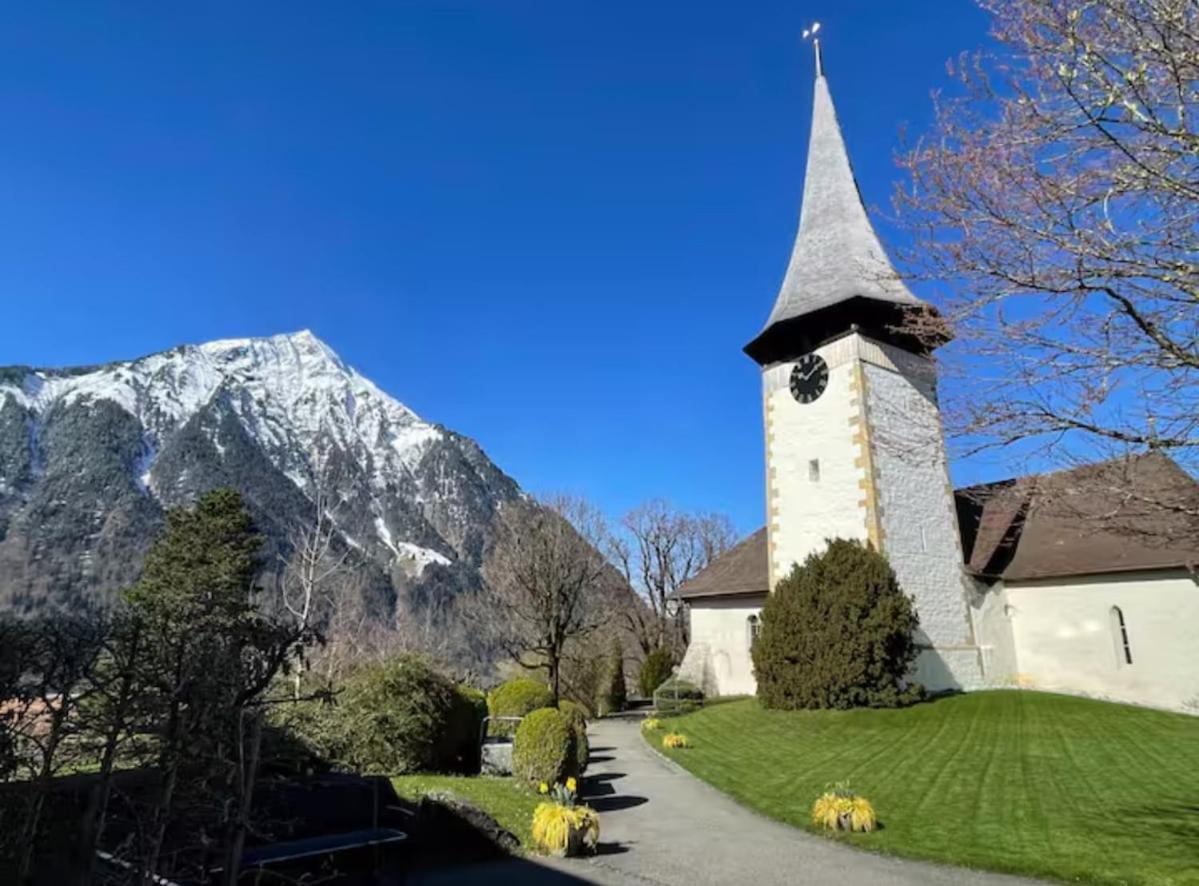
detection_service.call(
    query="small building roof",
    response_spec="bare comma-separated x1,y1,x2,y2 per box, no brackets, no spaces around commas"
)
678,454,1199,599
676,527,769,599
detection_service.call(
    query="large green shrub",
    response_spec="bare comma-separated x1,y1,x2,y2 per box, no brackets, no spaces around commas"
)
558,700,589,773
596,638,626,715
653,676,704,715
512,707,579,786
752,538,923,710
282,656,481,775
486,677,554,737
638,647,674,697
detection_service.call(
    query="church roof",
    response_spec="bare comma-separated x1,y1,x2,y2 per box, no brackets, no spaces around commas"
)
675,527,769,599
677,454,1199,599
744,58,923,363
956,452,1199,582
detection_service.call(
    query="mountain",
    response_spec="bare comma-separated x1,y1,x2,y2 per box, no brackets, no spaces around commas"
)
0,330,527,669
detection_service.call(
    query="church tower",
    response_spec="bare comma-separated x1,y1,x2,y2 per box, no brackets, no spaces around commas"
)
747,42,985,691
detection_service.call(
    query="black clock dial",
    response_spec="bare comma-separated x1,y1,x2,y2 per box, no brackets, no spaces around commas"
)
789,353,828,404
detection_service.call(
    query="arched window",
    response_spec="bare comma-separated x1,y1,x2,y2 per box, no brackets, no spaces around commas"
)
747,613,761,648
1110,606,1133,667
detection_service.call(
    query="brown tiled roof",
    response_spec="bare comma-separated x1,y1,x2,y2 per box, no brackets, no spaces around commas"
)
679,454,1199,598
676,527,769,599
956,453,1199,582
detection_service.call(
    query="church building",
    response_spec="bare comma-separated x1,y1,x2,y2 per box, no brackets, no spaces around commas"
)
676,45,1199,713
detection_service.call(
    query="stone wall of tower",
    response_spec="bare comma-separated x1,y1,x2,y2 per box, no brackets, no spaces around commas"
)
763,332,986,691
860,342,985,690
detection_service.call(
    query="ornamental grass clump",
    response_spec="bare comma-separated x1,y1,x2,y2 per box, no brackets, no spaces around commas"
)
811,782,877,833
661,732,690,749
641,718,662,731
532,777,600,857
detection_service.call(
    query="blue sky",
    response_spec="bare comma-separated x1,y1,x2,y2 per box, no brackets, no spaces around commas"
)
0,1,1001,534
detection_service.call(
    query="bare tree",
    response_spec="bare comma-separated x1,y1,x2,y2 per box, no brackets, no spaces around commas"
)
278,471,349,698
484,496,616,705
608,501,736,657
895,0,1199,478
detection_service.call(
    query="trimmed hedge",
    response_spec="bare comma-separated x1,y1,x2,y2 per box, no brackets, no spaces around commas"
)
558,700,589,773
512,707,578,786
638,647,674,697
751,538,923,710
653,676,704,715
487,678,554,737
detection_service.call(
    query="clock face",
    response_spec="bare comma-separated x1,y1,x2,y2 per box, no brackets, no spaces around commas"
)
789,353,829,404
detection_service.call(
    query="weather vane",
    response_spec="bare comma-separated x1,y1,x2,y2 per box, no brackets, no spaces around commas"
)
802,21,823,78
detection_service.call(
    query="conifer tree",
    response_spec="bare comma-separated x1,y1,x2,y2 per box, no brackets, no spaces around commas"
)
125,489,310,884
752,539,922,710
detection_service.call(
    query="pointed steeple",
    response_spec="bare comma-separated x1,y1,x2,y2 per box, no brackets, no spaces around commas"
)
744,50,926,366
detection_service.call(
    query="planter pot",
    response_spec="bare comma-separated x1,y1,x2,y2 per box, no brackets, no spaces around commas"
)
550,819,599,858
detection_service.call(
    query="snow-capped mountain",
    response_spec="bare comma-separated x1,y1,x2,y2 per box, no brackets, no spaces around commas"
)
0,331,525,666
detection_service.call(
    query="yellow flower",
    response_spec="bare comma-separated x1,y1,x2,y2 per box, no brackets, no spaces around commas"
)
565,777,577,793
539,782,549,794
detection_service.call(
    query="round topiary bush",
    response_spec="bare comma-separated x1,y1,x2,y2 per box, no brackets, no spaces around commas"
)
751,538,923,710
558,700,589,773
487,677,554,737
512,707,579,786
637,647,674,698
337,655,462,774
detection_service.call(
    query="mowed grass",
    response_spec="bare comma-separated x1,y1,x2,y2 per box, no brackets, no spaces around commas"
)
651,691,1199,885
391,774,540,848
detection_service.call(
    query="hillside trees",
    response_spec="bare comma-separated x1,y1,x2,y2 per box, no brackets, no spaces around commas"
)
483,496,621,706
0,490,322,885
607,501,735,658
897,0,1199,479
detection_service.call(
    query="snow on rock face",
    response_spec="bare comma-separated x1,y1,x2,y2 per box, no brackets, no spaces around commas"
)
0,331,464,563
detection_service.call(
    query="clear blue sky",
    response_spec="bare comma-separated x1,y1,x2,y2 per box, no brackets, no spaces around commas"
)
0,1,1001,535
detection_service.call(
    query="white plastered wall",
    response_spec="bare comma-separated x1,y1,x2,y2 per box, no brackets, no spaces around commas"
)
677,595,767,697
762,336,866,585
1004,569,1199,712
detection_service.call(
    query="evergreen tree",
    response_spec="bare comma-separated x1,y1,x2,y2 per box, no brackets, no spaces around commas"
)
125,489,309,884
752,538,922,710
601,637,626,714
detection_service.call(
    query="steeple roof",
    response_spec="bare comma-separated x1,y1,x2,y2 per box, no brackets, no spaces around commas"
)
745,58,925,364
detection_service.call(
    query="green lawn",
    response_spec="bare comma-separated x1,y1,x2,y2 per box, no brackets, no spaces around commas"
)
391,774,540,848
650,691,1199,885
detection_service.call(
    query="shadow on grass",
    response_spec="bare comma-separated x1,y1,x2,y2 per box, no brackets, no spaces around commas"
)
1091,799,1199,845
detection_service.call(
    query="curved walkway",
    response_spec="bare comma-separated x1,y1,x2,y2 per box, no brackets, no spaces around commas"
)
541,716,1043,886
